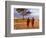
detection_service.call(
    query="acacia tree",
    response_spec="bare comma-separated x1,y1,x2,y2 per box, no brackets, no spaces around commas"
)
16,8,31,19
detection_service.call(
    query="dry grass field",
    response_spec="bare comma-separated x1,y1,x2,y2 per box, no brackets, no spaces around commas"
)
14,19,39,29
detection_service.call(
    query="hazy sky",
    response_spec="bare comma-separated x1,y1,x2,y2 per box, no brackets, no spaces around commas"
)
14,8,39,19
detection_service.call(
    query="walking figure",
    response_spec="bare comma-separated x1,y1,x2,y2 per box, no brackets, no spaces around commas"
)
32,17,34,28
27,17,30,28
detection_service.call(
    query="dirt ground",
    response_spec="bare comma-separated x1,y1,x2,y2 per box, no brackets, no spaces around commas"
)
14,19,39,29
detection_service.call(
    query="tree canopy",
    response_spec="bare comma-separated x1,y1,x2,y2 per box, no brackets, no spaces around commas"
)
16,8,26,13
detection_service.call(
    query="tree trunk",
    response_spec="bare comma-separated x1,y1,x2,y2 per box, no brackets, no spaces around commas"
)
23,15,24,20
